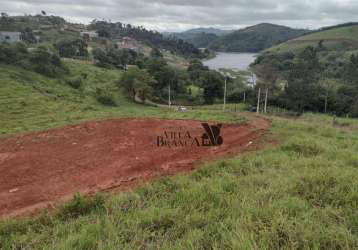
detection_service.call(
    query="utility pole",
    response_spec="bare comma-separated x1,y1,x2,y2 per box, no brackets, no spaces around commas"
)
257,88,261,114
168,83,171,108
223,76,227,111
324,89,328,113
264,88,268,113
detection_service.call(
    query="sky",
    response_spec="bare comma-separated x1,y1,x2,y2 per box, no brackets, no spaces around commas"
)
2,0,358,32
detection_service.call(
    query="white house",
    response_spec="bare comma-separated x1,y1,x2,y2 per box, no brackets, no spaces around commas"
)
0,32,21,43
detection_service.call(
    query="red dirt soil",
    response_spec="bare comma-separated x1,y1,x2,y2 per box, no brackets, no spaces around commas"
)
0,117,270,218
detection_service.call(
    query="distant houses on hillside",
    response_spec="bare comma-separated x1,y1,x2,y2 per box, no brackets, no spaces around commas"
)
0,31,21,43
116,37,139,51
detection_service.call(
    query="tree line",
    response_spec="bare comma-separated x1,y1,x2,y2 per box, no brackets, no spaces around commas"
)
0,43,67,77
117,55,226,105
252,45,358,117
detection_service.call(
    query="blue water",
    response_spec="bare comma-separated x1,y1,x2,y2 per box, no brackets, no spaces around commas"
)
203,52,257,70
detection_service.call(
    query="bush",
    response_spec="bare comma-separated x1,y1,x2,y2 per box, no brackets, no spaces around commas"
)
56,193,105,221
95,88,117,106
0,44,68,77
66,77,82,89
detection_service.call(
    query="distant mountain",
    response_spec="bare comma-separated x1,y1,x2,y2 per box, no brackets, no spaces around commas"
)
183,28,233,36
165,28,233,48
209,23,308,52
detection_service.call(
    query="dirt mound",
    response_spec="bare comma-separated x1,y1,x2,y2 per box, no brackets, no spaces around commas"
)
0,117,270,218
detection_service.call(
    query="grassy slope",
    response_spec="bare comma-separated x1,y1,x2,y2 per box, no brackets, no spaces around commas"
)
1,113,358,249
0,62,243,136
267,24,358,53
295,25,358,41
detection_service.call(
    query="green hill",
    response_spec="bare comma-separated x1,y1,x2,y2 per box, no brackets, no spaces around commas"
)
267,23,358,53
209,23,307,52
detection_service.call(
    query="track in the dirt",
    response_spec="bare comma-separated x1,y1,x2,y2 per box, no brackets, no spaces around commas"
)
0,117,270,218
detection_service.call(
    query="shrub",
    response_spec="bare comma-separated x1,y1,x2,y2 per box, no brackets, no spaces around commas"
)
95,88,117,106
66,77,82,89
56,193,105,221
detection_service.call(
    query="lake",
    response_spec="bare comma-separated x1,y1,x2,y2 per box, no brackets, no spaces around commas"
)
203,52,257,70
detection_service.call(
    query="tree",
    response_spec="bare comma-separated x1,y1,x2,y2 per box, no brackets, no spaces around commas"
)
150,47,162,58
119,66,156,101
20,28,37,44
201,71,224,104
283,46,321,112
187,59,209,82
255,63,280,109
55,39,88,58
30,46,67,77
0,12,10,24
343,54,358,86
93,48,138,69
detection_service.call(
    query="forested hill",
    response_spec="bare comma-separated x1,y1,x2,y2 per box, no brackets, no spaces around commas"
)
88,21,202,57
168,32,219,48
208,23,308,52
164,28,233,48
0,15,203,58
179,28,233,36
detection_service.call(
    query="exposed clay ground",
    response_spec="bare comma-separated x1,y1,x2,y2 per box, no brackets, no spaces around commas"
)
0,117,270,218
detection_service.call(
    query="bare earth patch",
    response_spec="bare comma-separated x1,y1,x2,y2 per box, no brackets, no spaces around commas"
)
0,117,270,218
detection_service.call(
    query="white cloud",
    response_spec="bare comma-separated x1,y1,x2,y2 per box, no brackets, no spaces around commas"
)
2,0,358,31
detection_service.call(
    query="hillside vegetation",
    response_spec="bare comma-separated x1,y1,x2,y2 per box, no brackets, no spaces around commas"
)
169,32,219,49
252,23,358,117
167,28,233,48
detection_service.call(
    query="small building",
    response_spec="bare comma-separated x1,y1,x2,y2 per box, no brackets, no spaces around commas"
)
0,32,21,43
80,31,98,41
117,37,138,51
